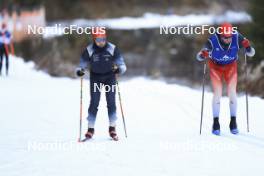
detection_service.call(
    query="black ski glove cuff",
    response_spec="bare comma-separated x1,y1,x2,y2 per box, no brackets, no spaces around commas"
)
76,68,85,77
112,65,120,74
113,68,120,74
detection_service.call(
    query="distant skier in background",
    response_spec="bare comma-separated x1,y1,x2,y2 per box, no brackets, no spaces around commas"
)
197,22,255,135
76,27,127,141
0,23,14,76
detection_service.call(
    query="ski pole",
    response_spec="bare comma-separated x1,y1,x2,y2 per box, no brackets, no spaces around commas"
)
244,53,249,132
200,61,207,135
78,77,83,142
116,75,128,138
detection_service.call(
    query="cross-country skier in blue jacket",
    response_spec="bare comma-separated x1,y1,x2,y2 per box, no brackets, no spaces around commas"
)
76,27,127,140
197,22,255,135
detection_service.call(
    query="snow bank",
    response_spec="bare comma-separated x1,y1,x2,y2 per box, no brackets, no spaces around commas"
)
56,11,251,30
44,11,251,38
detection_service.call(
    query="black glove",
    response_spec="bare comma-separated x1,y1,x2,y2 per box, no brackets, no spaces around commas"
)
76,68,85,77
112,65,120,74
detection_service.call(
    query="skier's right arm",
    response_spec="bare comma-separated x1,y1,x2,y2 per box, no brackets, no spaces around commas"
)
76,49,90,77
196,40,212,61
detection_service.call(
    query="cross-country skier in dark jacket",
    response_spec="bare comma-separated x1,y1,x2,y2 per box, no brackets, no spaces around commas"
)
76,27,127,140
196,22,255,135
0,23,13,76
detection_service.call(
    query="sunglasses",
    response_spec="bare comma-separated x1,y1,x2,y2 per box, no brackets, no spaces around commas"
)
95,38,106,42
222,36,232,40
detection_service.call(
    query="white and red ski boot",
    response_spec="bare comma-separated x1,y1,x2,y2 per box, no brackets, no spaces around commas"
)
82,128,94,141
109,126,118,141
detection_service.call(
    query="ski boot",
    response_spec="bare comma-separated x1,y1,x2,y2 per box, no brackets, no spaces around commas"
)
84,128,94,140
229,116,239,134
109,126,118,141
212,117,220,135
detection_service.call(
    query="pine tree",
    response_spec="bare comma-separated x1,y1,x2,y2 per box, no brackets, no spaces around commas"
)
250,0,264,64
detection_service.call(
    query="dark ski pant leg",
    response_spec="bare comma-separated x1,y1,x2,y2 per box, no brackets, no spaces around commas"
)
0,46,3,74
0,55,2,74
105,76,117,127
4,49,9,74
87,77,102,128
0,46,9,74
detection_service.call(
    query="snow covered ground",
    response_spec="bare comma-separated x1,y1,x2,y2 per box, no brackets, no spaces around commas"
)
0,56,264,176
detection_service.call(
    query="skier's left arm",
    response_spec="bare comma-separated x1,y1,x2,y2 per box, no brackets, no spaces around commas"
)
113,47,127,74
238,33,255,57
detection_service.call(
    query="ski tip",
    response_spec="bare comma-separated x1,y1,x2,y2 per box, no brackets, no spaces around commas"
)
110,136,119,141
230,129,239,135
81,138,91,142
77,137,92,142
113,138,119,141
212,130,221,136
